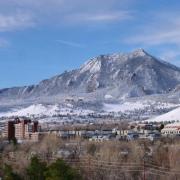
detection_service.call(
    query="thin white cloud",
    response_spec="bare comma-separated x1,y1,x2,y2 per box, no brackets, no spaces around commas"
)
0,13,35,32
125,12,180,46
126,29,180,46
4,0,127,11
0,0,133,30
123,11,180,62
65,11,132,24
160,49,180,61
56,40,85,48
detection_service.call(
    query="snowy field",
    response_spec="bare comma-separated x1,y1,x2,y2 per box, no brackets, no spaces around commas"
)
0,98,179,123
103,100,179,113
0,104,94,118
146,106,180,123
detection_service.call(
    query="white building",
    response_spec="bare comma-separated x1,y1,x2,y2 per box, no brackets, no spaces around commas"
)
161,123,180,137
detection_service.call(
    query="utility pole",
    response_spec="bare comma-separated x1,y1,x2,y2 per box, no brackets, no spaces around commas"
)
143,159,146,180
88,156,91,180
142,153,147,180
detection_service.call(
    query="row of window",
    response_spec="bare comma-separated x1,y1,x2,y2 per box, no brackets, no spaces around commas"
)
162,130,180,134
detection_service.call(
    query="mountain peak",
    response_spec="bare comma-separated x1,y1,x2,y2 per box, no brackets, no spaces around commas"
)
132,48,148,57
1,49,180,102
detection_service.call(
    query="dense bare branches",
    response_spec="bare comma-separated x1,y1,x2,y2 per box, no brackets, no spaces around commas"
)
0,137,180,180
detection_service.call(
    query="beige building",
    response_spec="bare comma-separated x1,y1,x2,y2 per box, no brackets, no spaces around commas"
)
15,122,25,140
25,132,40,142
4,118,41,142
161,123,180,137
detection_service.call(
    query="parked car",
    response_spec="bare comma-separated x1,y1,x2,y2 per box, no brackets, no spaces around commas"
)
127,133,139,141
148,133,161,141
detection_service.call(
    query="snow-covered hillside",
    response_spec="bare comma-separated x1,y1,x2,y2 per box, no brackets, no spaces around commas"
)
0,104,59,117
0,49,180,122
146,106,180,123
103,100,179,113
0,104,94,118
104,102,148,112
0,99,179,121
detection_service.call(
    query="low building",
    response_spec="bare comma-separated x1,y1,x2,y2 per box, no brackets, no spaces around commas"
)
28,132,40,142
161,123,180,137
89,135,111,142
127,132,139,141
147,132,161,141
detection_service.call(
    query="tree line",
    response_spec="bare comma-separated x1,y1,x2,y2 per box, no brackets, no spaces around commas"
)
1,156,81,180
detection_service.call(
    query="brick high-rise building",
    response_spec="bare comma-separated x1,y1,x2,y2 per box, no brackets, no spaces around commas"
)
4,121,15,141
4,118,41,142
15,119,31,140
4,118,20,141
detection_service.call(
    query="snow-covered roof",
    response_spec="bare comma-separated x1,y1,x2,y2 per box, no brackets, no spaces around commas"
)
164,122,180,128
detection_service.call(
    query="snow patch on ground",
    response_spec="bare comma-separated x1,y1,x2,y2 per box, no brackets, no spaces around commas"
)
104,102,147,112
0,104,94,118
0,104,59,117
103,101,180,113
105,94,113,99
146,106,180,123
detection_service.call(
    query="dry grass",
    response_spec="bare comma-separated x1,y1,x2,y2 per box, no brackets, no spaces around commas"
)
1,136,180,180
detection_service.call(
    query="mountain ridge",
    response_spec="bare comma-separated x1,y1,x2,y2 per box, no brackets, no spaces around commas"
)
1,49,180,102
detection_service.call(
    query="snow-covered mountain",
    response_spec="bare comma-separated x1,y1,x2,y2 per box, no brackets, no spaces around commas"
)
1,49,180,102
1,49,180,121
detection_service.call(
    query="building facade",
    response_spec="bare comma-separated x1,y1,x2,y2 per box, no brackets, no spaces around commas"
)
4,118,41,142
161,123,180,137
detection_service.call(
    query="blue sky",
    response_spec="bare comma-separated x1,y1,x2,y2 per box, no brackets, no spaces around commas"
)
0,0,180,88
